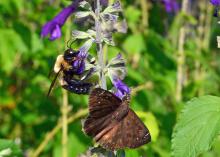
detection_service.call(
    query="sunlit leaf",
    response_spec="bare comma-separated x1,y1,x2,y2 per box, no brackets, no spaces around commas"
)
123,34,146,54
172,96,220,157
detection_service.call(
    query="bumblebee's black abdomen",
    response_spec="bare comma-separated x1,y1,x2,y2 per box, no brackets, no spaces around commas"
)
62,82,93,94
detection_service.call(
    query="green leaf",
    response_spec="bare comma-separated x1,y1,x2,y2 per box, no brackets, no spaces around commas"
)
123,34,146,54
124,6,141,24
0,139,22,157
125,149,139,157
172,96,220,157
0,29,28,74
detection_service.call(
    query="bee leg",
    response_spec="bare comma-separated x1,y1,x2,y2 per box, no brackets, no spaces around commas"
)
62,81,93,94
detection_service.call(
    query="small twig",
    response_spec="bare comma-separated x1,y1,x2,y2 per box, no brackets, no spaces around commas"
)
140,0,149,32
175,0,189,102
194,0,213,96
61,89,68,157
131,82,154,96
31,109,88,157
203,3,213,50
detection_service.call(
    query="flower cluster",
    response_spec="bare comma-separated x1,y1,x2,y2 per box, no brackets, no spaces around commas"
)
41,0,109,41
71,0,130,99
42,0,130,99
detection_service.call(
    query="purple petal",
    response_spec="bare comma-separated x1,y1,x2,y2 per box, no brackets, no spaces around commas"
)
41,21,54,38
113,78,130,99
72,59,85,75
41,0,80,40
162,0,179,13
210,0,220,6
49,25,62,40
53,3,77,25
78,46,89,59
100,0,109,7
116,53,122,59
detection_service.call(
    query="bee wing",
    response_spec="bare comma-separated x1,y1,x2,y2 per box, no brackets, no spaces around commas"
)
47,68,62,97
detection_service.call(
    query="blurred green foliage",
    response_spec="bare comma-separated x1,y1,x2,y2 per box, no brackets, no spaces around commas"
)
0,0,220,157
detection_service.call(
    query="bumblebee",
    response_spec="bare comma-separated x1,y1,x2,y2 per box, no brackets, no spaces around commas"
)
47,48,97,96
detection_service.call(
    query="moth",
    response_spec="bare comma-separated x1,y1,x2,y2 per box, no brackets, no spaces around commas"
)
83,88,151,151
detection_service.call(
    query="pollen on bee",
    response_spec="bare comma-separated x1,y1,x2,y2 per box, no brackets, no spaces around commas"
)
54,55,64,73
60,79,67,86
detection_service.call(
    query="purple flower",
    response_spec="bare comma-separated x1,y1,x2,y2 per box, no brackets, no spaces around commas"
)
210,0,220,6
210,0,220,17
71,42,90,75
162,0,179,13
72,58,85,75
100,0,109,7
72,50,87,75
113,78,130,99
41,0,81,40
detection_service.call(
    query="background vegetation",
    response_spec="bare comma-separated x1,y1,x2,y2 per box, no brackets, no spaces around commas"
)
0,0,220,157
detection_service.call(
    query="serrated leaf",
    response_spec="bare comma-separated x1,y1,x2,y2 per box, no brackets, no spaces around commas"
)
172,96,220,157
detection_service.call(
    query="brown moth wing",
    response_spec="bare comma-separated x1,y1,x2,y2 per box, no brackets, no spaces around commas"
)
88,88,122,118
84,113,114,137
97,109,151,151
84,88,126,138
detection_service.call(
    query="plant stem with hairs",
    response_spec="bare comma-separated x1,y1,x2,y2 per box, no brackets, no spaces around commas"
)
194,0,206,95
194,0,213,95
140,0,149,32
176,0,189,102
95,0,107,89
94,0,125,156
203,3,213,50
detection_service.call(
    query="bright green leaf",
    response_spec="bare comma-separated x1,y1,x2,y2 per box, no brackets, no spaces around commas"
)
123,34,146,54
172,96,220,157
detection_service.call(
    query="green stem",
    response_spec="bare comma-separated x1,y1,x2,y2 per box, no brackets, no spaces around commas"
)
61,89,68,157
176,0,189,102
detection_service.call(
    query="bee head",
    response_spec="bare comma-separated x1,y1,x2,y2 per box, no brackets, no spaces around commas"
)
63,48,79,62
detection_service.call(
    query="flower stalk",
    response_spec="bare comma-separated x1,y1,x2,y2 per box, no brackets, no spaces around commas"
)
61,89,68,157
95,0,107,89
175,0,189,102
